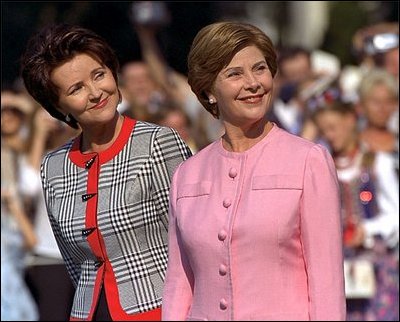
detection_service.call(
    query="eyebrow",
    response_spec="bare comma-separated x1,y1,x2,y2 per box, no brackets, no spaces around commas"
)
222,60,267,73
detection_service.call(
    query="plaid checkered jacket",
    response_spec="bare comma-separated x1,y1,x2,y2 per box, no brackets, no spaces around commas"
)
40,117,192,320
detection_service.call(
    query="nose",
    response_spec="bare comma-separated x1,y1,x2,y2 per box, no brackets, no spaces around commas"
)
243,72,260,91
88,83,102,100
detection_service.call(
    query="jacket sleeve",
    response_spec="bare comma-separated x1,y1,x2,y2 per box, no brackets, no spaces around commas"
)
162,164,194,321
300,144,346,321
40,156,81,287
151,127,192,226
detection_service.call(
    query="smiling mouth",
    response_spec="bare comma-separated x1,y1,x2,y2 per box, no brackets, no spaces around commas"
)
240,94,264,103
93,98,109,109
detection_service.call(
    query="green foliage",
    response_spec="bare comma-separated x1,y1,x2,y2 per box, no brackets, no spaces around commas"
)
321,1,371,66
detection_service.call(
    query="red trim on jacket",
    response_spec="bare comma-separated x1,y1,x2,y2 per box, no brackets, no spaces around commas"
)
69,116,136,167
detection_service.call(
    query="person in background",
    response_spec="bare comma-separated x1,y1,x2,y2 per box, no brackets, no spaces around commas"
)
352,22,399,82
153,106,199,154
356,68,398,158
1,151,39,322
1,94,38,321
266,46,313,136
21,108,78,321
312,99,399,321
20,23,192,321
343,22,398,154
1,90,34,154
162,21,346,321
119,60,166,122
131,1,223,149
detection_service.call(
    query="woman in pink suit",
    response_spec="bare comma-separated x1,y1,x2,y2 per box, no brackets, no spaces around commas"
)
162,21,346,321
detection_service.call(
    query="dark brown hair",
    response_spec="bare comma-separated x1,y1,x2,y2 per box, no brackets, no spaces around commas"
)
20,24,119,129
188,21,277,119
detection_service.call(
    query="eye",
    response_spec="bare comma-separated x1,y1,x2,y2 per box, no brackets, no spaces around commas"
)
255,65,268,73
95,71,105,80
69,85,82,95
227,71,240,78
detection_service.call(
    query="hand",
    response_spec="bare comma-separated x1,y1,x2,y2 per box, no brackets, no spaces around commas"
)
130,1,170,29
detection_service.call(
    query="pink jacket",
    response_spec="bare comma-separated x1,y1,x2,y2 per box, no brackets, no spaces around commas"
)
162,124,346,321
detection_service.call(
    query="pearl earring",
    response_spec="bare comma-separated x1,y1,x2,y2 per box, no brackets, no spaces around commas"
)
209,98,215,104
65,114,71,122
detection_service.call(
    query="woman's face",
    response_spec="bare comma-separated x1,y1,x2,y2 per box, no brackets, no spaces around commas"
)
361,83,397,129
121,62,157,107
1,108,25,136
210,45,274,127
51,53,119,128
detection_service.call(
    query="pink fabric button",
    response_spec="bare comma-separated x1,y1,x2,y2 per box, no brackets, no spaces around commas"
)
229,168,237,178
218,230,227,241
223,198,231,208
219,298,228,310
219,264,227,276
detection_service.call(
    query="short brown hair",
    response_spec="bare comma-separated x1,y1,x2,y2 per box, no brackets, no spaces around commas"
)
311,100,356,124
188,21,277,118
20,24,119,129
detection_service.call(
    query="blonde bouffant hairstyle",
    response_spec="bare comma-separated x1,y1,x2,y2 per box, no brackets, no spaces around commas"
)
188,21,277,119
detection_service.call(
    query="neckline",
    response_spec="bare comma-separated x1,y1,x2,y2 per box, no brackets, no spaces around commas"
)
68,116,136,167
217,122,279,158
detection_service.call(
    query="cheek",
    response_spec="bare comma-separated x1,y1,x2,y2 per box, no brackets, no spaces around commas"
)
58,96,87,113
260,75,274,95
214,85,238,104
104,76,118,92
1,118,22,133
324,129,338,142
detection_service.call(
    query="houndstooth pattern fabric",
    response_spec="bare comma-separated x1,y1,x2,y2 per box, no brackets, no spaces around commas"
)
41,119,192,320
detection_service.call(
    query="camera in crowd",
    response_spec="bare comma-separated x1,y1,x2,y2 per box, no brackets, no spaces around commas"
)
362,32,399,55
352,22,399,62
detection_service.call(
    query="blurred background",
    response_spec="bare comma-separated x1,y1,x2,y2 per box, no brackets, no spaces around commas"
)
1,1,399,321
2,1,399,87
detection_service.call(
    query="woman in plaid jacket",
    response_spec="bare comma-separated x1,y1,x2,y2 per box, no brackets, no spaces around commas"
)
21,24,192,321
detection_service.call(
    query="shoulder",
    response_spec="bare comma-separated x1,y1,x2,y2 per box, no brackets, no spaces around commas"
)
270,126,335,173
42,139,74,165
132,120,192,156
273,126,329,157
274,126,315,149
178,140,217,167
133,120,179,140
40,140,74,183
132,120,163,135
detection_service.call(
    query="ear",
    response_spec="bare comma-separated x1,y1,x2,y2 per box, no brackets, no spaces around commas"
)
207,94,217,103
205,89,215,99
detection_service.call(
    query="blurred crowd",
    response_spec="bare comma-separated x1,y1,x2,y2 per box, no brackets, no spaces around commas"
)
1,5,399,321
